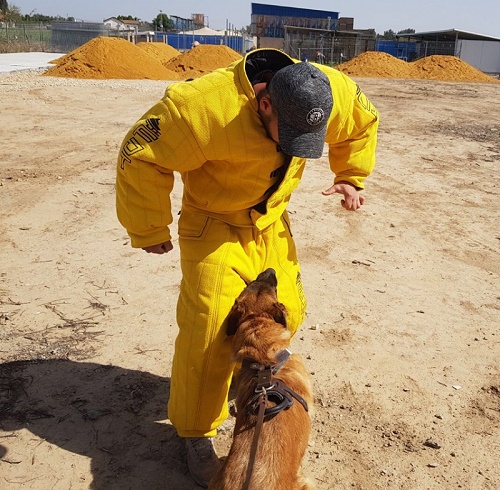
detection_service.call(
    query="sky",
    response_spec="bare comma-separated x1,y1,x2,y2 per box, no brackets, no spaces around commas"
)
10,0,500,38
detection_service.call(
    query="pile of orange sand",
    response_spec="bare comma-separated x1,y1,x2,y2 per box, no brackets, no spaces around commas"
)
44,37,180,80
164,44,242,78
336,52,414,79
337,52,499,83
44,37,241,81
136,42,180,64
410,55,498,82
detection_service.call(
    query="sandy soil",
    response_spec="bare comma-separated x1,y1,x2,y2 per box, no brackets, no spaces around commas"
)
0,70,499,490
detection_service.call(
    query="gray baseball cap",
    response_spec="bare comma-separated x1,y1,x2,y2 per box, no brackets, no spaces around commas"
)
268,62,333,158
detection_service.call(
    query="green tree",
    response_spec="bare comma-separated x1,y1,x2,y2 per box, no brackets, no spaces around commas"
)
153,13,174,31
380,29,396,40
0,0,8,13
3,3,21,23
117,15,140,21
20,12,74,22
397,28,415,35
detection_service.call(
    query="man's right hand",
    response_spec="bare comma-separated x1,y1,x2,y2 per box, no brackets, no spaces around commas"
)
142,241,173,254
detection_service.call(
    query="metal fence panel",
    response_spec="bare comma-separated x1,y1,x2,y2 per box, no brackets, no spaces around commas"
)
283,27,375,65
1,23,245,55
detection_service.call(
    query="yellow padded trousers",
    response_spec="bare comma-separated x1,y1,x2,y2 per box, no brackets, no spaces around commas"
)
168,209,306,437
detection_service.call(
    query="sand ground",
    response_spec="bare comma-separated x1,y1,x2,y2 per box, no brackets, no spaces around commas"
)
0,70,499,489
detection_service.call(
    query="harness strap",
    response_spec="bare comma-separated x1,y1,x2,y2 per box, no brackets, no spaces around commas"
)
243,388,267,490
247,379,308,417
272,379,309,412
240,348,309,490
241,348,291,390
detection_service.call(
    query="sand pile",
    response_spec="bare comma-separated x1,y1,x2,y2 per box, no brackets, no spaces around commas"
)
337,52,499,83
43,37,497,84
44,37,180,80
164,44,242,78
136,42,180,64
44,38,241,81
410,55,497,82
336,51,414,79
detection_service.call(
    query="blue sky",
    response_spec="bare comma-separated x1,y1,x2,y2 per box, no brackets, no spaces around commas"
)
11,0,500,37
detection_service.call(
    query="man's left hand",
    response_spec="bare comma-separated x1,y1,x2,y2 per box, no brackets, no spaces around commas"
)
322,182,365,211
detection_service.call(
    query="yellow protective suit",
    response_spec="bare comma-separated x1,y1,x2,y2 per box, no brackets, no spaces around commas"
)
116,48,379,437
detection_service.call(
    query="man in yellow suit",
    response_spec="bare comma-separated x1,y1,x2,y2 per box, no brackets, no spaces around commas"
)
116,48,378,487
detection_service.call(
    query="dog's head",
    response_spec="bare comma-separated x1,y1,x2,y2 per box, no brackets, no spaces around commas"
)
226,269,290,364
227,268,287,336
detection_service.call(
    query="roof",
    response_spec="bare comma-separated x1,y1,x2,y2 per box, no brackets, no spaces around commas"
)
103,17,140,25
179,26,224,36
399,29,500,42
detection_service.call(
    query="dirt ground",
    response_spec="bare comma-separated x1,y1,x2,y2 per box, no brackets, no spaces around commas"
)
0,70,499,490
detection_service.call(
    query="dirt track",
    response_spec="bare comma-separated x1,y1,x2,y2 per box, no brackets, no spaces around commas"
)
0,70,499,489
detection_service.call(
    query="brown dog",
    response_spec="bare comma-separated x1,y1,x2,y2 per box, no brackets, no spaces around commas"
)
209,268,314,490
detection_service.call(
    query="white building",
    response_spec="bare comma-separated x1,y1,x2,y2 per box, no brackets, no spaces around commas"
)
103,17,140,33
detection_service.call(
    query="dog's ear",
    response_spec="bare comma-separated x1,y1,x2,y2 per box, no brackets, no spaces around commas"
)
226,301,245,336
272,302,288,328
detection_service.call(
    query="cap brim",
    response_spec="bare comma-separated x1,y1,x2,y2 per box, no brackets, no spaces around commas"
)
278,124,327,159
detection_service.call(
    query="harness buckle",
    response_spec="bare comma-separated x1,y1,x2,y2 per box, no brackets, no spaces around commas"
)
256,366,273,391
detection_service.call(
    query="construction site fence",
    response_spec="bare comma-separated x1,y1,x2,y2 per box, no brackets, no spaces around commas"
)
284,30,375,65
0,22,121,52
1,23,461,63
285,35,460,65
0,22,246,54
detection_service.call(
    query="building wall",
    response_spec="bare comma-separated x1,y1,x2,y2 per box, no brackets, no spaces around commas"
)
249,2,371,63
251,3,339,21
457,40,500,73
103,19,121,30
103,18,137,32
257,36,284,49
251,2,339,38
338,17,354,30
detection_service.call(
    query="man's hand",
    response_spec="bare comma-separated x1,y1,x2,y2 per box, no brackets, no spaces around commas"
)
322,182,365,211
142,241,173,254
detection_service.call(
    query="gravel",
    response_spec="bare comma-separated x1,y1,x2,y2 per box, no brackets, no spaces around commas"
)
0,69,177,92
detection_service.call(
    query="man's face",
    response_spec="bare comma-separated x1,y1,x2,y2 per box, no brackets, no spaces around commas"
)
258,95,279,144
261,111,279,144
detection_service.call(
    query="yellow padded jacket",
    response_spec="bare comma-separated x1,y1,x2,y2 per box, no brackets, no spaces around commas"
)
116,48,379,248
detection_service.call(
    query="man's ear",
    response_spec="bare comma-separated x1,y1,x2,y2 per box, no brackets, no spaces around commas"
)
272,302,287,328
226,301,245,336
258,94,273,115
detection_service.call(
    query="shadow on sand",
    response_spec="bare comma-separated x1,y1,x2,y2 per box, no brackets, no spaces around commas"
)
0,359,200,489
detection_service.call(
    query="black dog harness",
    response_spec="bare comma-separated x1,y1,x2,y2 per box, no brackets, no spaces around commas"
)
240,348,309,490
241,348,309,417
